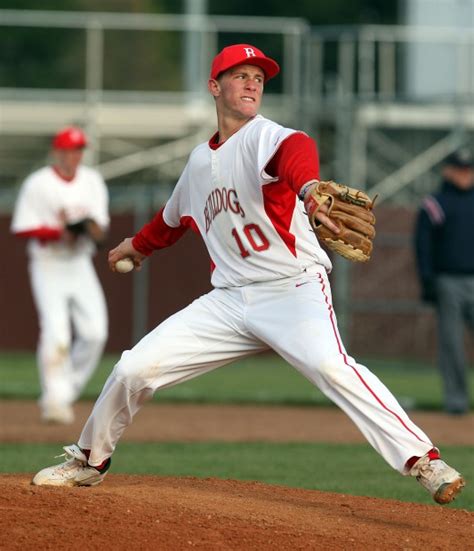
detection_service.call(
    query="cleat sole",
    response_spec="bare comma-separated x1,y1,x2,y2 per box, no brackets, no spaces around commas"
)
434,477,466,504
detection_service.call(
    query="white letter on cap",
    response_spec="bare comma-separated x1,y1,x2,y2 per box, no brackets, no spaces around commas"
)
244,47,256,58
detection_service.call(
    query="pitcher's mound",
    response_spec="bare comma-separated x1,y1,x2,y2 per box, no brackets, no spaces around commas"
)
1,474,471,550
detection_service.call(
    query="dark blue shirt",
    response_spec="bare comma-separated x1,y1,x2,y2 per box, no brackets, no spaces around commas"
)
415,180,474,282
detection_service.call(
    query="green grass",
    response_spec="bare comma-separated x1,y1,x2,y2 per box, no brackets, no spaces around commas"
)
1,351,473,410
1,442,472,510
1,353,472,510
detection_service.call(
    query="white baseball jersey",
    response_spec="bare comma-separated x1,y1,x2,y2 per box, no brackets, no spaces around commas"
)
163,115,332,287
11,165,109,259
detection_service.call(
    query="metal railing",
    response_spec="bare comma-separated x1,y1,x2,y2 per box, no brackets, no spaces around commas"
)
1,10,473,189
307,24,474,101
0,9,309,170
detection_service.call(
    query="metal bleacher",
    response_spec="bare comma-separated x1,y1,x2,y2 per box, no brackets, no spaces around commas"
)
1,9,473,204
0,10,307,191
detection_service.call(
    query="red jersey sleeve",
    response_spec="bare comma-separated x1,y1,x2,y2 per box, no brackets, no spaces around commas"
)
132,207,189,256
14,227,62,242
265,132,319,195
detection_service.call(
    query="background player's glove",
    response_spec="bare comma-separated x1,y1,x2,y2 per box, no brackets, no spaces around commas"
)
65,218,94,236
64,218,106,247
303,180,376,262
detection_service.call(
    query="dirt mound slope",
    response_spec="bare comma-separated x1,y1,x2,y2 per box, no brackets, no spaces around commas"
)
2,474,472,550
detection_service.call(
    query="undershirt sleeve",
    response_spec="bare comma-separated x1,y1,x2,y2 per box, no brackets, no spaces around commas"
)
132,207,188,256
13,227,62,242
265,132,320,195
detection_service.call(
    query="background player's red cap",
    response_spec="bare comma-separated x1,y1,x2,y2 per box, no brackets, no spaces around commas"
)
52,126,87,150
210,44,280,83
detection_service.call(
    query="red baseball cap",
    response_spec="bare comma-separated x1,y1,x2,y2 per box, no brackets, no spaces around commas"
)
210,44,280,83
52,126,87,150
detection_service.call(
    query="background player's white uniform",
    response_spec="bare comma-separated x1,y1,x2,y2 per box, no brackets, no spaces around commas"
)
11,164,109,422
79,116,434,471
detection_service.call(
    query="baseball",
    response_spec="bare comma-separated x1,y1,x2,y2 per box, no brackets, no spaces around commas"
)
115,257,134,274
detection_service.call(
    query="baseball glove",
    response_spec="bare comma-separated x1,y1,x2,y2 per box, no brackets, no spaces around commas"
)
303,180,376,262
64,217,106,247
65,218,93,236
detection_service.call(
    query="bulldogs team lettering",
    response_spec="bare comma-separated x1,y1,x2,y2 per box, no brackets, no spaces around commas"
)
204,187,245,233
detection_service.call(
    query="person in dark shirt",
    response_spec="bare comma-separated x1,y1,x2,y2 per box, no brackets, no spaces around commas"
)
414,148,474,414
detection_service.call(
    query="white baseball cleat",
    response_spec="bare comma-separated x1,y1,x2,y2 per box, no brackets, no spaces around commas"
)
410,454,465,504
32,444,109,487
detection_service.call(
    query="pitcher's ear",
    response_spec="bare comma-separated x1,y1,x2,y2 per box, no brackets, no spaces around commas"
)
208,78,221,97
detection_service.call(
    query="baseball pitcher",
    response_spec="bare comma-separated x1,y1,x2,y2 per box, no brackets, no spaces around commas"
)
32,46,464,505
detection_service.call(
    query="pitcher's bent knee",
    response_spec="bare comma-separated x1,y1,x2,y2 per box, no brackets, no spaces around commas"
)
113,350,163,391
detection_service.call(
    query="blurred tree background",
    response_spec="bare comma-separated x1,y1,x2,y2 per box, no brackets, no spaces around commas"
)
0,0,398,22
0,0,398,91
206,0,398,24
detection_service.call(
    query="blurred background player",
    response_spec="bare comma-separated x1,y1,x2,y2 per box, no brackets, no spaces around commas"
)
414,149,474,415
10,126,110,424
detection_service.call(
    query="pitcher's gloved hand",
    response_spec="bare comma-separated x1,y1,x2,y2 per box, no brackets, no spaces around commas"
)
302,180,377,262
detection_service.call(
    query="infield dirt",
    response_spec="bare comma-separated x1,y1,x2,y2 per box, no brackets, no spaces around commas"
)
1,401,473,550
1,400,473,444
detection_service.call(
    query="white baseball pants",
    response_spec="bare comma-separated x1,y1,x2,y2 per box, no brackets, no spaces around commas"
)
79,265,433,472
29,254,108,410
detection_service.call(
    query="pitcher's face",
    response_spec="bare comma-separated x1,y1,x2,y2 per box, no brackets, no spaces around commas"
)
210,64,264,121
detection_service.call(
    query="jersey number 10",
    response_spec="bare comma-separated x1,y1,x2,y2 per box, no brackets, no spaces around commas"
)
231,224,270,258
